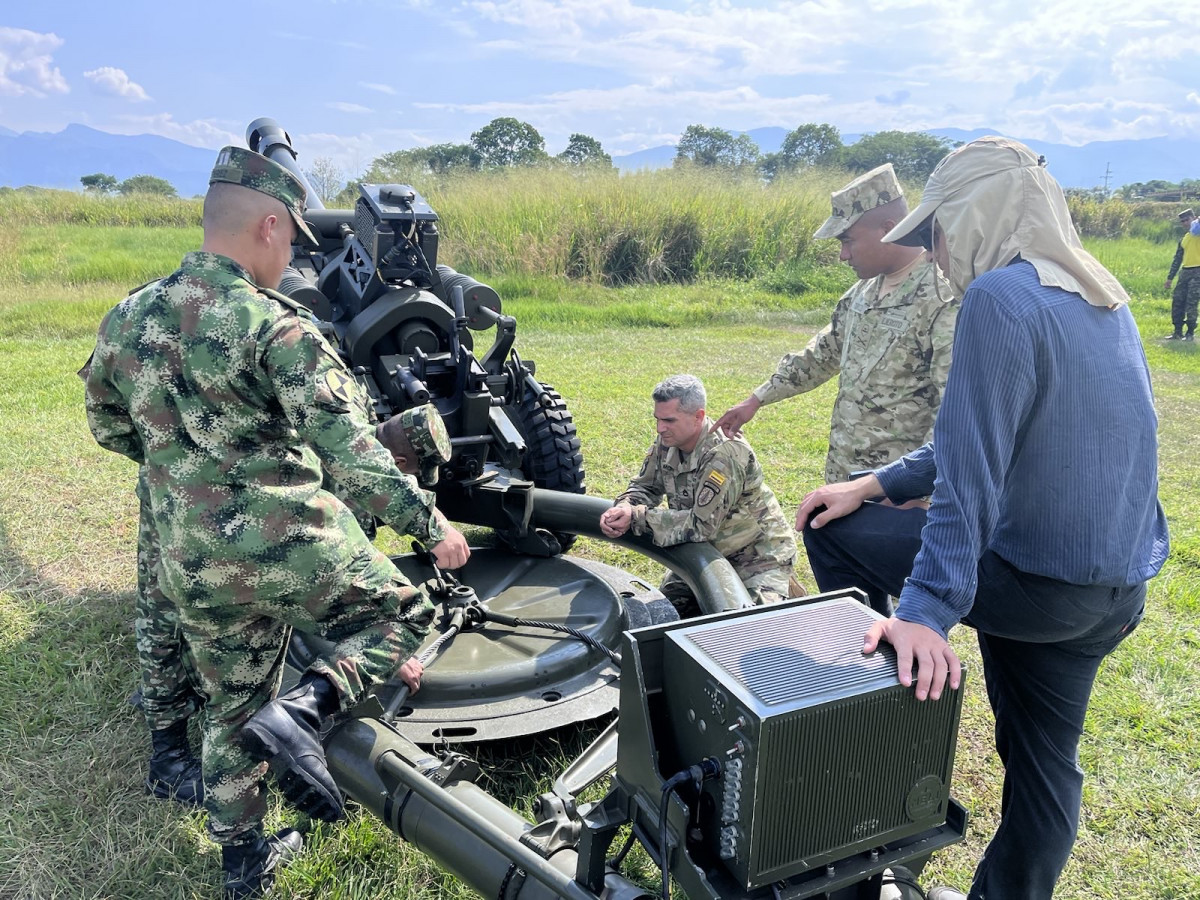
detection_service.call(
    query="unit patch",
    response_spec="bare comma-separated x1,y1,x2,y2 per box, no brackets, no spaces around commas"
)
324,369,355,404
696,469,726,508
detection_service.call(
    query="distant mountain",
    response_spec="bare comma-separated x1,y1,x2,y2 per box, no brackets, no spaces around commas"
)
0,124,214,196
613,126,1197,189
0,123,1193,195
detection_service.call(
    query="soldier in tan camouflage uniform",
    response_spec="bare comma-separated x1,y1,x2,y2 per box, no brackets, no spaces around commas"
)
84,147,469,899
600,375,796,616
716,164,958,484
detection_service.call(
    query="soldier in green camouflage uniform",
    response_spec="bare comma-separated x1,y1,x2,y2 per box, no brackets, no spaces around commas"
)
84,146,468,898
716,164,958,484
75,354,205,806
600,375,796,616
134,471,206,802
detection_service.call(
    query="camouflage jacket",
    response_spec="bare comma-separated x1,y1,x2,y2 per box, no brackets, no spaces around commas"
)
752,257,957,483
85,251,445,608
616,419,796,573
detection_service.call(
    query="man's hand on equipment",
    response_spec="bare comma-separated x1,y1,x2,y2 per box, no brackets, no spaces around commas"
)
599,503,633,538
863,618,961,701
431,525,470,569
715,395,762,437
398,657,424,693
796,474,882,530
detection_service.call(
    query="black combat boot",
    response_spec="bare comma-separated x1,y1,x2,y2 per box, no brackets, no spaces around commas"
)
239,673,344,822
222,828,303,899
144,718,205,807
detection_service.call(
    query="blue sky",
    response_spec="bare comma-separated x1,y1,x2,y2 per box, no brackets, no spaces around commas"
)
3,0,1198,175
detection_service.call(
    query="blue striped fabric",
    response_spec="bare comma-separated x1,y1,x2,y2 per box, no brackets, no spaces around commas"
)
874,261,1169,638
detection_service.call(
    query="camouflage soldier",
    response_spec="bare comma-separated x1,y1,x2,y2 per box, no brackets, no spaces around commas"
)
134,472,205,804
1163,208,1199,341
84,147,469,899
336,404,454,541
599,375,797,616
716,164,958,484
75,357,204,807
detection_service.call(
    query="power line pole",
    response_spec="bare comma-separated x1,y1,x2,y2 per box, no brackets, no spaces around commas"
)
1102,163,1113,197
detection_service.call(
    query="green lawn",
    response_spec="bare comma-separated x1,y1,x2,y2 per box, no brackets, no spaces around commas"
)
0,229,1196,899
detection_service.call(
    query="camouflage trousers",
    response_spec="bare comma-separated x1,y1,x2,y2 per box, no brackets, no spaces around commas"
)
136,480,197,732
1172,268,1200,333
661,544,794,618
177,545,434,845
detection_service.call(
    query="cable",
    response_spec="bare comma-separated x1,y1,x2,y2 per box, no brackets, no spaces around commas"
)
655,760,721,900
606,829,637,871
657,771,691,900
381,605,466,724
479,609,622,668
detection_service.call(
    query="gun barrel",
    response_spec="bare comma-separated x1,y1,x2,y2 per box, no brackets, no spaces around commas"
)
245,117,326,210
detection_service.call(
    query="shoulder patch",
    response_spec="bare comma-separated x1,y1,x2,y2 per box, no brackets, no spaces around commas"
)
324,369,356,404
696,468,726,508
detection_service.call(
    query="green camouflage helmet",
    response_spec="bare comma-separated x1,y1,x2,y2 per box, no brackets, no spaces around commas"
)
400,404,452,485
209,145,319,247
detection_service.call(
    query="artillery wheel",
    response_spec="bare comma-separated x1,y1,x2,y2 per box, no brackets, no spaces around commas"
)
514,381,585,552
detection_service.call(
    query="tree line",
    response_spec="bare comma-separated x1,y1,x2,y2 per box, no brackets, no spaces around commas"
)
79,172,179,197
76,118,961,204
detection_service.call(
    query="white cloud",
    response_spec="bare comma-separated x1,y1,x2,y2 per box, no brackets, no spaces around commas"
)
360,82,396,95
328,101,373,114
464,0,846,82
83,67,150,102
0,27,68,97
107,113,241,149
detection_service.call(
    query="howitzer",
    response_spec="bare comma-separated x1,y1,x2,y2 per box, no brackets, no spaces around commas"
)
248,117,583,556
250,118,966,899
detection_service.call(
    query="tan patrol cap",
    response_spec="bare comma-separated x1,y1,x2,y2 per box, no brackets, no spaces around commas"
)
209,145,319,247
813,163,904,239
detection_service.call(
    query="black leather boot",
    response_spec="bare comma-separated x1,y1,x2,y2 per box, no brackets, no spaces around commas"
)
222,828,303,899
144,718,205,807
240,673,344,822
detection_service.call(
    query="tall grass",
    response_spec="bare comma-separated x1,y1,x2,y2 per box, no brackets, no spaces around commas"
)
413,166,848,284
0,187,202,227
4,173,1188,290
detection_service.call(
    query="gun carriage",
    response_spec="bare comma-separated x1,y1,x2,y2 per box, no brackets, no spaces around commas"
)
246,117,967,900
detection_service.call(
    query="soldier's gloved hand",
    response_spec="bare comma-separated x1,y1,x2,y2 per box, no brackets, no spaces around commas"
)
431,526,470,569
714,395,761,437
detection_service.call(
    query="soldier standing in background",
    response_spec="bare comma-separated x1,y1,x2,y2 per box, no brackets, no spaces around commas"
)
1163,207,1199,340
599,375,797,616
715,163,958,484
85,146,469,899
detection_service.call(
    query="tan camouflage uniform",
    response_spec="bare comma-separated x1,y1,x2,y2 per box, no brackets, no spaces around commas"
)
84,147,443,846
617,419,796,613
755,165,958,484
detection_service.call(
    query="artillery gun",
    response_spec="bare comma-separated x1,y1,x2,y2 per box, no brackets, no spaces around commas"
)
247,118,967,899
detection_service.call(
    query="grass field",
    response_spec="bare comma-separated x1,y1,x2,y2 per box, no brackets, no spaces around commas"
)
0,202,1197,900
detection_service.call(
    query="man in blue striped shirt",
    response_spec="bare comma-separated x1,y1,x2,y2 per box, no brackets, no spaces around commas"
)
797,137,1169,900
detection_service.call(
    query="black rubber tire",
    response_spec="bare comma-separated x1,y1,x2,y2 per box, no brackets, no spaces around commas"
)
514,381,586,551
